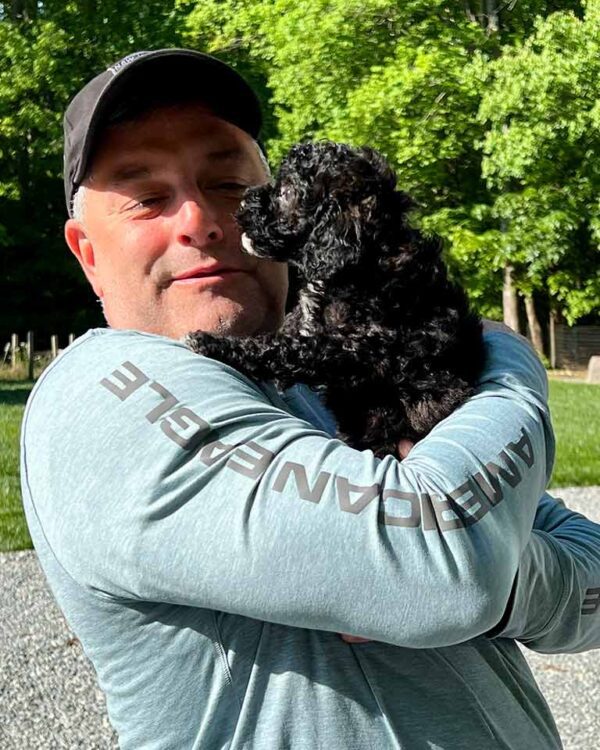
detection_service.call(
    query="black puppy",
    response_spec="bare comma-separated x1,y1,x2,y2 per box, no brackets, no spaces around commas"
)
186,142,485,458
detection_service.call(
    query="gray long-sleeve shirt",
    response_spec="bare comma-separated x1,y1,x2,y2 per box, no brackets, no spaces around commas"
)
20,328,600,748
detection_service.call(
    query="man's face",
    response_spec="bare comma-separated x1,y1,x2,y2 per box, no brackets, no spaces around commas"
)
65,104,288,340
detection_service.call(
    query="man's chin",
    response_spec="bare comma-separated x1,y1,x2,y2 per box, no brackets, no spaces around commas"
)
177,302,282,339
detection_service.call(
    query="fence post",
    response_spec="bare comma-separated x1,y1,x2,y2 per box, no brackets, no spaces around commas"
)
11,333,19,370
51,335,59,359
549,311,557,370
68,333,75,346
27,331,34,380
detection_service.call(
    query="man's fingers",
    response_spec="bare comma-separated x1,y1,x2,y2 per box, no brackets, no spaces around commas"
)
397,438,414,460
341,636,370,643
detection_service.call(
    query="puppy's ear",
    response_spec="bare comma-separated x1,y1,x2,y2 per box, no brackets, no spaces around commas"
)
352,188,413,233
391,190,415,217
346,194,380,229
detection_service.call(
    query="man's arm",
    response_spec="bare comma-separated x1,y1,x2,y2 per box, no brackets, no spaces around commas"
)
490,492,600,652
21,327,553,648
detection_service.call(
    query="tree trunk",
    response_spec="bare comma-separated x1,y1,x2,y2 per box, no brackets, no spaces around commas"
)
503,264,520,333
10,0,21,20
524,294,544,357
464,2,477,23
485,0,499,33
9,0,36,22
549,310,557,369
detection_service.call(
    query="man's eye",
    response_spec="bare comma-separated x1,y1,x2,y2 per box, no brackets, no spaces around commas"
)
213,182,248,193
126,196,166,213
136,196,165,207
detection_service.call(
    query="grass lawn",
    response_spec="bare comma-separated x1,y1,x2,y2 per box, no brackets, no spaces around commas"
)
0,380,34,552
547,379,600,488
0,377,598,552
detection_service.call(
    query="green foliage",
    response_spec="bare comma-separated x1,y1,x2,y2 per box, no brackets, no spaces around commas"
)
480,0,600,321
0,17,97,344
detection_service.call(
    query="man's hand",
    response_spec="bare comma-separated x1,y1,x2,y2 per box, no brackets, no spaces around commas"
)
340,437,414,645
396,439,414,461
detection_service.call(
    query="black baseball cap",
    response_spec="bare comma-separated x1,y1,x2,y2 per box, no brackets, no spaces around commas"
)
63,48,263,216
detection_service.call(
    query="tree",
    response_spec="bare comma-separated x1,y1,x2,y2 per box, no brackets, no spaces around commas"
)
481,0,600,325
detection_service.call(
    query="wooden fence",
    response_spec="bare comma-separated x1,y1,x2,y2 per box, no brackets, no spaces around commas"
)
551,324,600,369
2,332,74,379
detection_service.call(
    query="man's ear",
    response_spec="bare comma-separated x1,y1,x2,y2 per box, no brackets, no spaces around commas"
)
64,219,104,298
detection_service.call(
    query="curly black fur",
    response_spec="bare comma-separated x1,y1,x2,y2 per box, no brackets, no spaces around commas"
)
186,142,485,458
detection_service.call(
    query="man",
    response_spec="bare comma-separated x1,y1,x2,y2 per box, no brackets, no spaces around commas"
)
21,49,600,749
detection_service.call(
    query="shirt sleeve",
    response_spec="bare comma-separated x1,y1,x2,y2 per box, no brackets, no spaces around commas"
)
21,327,553,648
491,492,600,653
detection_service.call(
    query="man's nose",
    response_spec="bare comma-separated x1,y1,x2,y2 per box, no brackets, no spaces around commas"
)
175,194,225,248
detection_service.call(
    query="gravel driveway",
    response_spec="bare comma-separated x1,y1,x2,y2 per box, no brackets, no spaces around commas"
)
1,487,599,749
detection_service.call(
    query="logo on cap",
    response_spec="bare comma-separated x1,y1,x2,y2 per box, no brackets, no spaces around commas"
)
109,51,151,76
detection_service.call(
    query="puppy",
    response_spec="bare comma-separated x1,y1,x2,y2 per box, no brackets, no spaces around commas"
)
186,142,485,458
